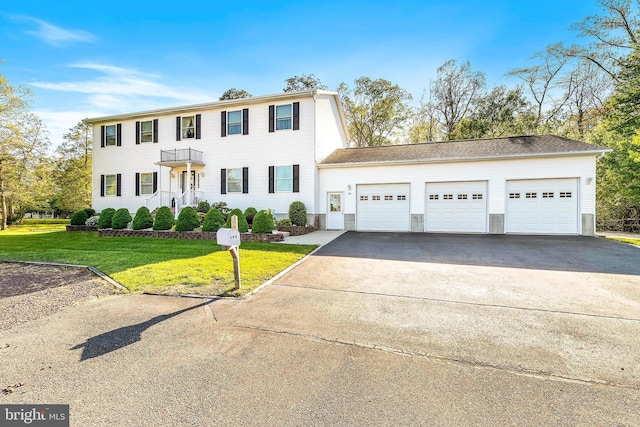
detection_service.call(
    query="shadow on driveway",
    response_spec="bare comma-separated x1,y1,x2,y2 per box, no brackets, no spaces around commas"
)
314,232,640,276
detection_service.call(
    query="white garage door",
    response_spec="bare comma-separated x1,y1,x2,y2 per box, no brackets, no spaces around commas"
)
356,184,410,231
425,181,487,233
506,179,578,234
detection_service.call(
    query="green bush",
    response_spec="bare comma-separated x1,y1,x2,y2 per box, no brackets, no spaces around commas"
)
224,208,249,232
175,206,200,231
111,208,132,230
153,206,174,230
202,208,226,232
196,201,211,214
132,206,154,230
243,207,257,225
83,208,96,218
288,201,307,226
70,210,89,225
211,201,230,219
252,210,276,233
276,218,292,227
98,208,116,229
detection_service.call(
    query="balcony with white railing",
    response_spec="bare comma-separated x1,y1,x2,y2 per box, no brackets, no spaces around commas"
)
158,148,204,167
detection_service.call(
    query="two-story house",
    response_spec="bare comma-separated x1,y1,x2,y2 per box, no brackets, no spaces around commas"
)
88,90,610,236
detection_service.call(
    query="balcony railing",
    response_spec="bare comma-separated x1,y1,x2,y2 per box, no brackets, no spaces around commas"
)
160,148,203,164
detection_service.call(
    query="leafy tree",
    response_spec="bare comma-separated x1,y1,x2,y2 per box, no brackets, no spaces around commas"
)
219,88,252,100
283,74,327,92
52,120,92,215
430,60,486,140
407,91,440,143
337,77,412,147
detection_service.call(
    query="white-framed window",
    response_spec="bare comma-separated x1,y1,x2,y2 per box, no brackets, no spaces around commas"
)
182,116,195,139
526,192,537,199
443,194,453,200
105,125,117,146
397,195,407,200
228,110,242,135
560,192,572,198
360,195,368,201
276,104,292,130
543,192,554,198
140,121,153,143
472,194,483,200
105,174,117,196
429,194,438,200
509,193,520,199
372,195,381,201
275,165,293,192
384,195,393,201
458,194,468,200
140,173,154,195
227,168,242,193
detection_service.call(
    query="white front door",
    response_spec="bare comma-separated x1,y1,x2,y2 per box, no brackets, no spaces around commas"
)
327,192,344,229
181,171,196,193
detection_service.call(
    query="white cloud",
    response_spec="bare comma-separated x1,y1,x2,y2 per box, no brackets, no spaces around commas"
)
14,16,96,46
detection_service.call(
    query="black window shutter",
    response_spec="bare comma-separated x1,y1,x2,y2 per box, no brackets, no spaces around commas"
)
293,164,300,193
116,174,122,196
221,111,227,137
135,173,140,196
176,117,181,141
153,172,158,193
242,108,249,135
293,102,300,130
220,169,226,195
100,175,105,197
195,114,202,139
153,119,158,143
268,166,275,193
242,167,249,194
135,122,140,144
268,105,275,132
101,126,105,147
116,124,122,146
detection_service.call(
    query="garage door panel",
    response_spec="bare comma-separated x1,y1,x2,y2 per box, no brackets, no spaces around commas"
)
357,184,410,231
425,181,487,233
506,179,578,234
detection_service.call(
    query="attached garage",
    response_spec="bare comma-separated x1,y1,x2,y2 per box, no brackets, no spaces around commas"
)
356,183,410,231
506,179,579,234
425,181,487,233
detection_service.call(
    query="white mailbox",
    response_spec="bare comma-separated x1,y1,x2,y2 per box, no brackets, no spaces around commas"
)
216,228,241,246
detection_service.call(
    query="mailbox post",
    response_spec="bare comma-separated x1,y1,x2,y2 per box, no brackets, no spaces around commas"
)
216,215,241,290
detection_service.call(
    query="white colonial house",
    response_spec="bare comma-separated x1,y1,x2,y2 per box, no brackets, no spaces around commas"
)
88,90,610,235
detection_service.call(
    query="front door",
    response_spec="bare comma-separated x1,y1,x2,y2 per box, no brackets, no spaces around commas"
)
327,192,344,229
180,171,196,194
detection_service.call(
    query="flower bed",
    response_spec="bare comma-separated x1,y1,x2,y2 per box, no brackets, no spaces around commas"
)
97,229,284,242
275,225,315,236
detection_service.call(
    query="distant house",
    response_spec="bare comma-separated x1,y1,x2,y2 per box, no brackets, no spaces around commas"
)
87,91,610,235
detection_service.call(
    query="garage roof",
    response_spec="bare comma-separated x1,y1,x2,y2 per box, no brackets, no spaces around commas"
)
319,135,611,166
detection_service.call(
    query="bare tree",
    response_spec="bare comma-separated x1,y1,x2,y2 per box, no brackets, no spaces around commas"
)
430,60,486,140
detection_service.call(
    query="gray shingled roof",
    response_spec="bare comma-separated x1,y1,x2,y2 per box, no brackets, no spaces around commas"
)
319,135,610,166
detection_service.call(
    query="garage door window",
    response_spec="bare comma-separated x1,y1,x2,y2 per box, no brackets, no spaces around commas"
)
443,194,453,200
397,195,406,200
560,192,572,198
509,193,520,199
360,195,368,201
473,194,483,200
543,192,554,198
429,194,438,200
372,195,380,201
458,194,468,200
526,192,537,198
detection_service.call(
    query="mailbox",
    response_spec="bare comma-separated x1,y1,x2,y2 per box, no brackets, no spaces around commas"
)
216,228,241,246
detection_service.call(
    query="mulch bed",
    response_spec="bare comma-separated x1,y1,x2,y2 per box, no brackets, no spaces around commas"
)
0,262,123,331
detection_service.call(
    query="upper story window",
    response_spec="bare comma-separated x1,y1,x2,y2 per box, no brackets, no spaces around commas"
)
221,109,249,137
176,114,201,140
136,119,158,144
101,124,121,147
276,105,292,130
268,102,299,132
228,111,242,135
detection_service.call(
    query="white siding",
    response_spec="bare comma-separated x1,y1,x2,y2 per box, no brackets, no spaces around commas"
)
92,94,348,217
319,155,598,231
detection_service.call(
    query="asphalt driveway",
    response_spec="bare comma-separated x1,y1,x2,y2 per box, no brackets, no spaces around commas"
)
1,232,639,425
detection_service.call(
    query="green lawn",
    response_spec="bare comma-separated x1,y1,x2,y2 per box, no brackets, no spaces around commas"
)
609,237,640,247
0,224,316,296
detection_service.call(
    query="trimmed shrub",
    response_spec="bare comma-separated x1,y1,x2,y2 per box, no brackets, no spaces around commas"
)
224,208,249,232
111,208,132,230
132,206,154,230
252,210,275,233
70,210,89,225
83,208,96,218
153,206,174,230
86,215,100,227
175,206,200,231
98,208,116,229
276,218,292,227
196,201,211,214
211,201,230,219
202,208,226,232
288,201,307,226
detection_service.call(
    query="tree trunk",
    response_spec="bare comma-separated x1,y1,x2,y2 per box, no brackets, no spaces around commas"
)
0,159,6,230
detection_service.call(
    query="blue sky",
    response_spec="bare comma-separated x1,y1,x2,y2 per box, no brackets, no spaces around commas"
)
2,0,602,146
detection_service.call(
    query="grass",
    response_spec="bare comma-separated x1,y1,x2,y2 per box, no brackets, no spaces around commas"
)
609,237,640,246
0,224,316,296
